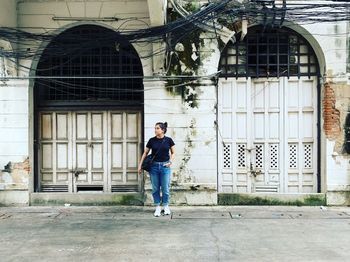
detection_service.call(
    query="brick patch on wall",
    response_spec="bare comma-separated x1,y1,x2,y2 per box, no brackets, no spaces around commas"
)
323,82,341,139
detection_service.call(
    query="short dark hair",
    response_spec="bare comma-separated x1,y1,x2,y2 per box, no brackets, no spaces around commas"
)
156,122,168,134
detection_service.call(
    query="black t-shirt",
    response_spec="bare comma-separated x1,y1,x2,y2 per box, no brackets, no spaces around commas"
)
146,136,175,162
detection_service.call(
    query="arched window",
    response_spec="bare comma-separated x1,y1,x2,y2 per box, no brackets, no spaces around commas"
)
34,25,143,108
219,26,319,78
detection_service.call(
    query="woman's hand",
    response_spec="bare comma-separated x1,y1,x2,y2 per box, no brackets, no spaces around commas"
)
164,161,172,167
165,146,175,168
164,146,175,167
138,148,150,175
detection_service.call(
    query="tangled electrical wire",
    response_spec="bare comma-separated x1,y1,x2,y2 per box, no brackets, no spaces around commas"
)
0,0,230,60
0,0,349,105
0,0,349,61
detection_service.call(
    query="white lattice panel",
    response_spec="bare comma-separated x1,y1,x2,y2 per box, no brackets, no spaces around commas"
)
289,144,298,169
255,144,264,169
237,144,246,168
304,143,312,169
269,144,279,169
223,144,232,168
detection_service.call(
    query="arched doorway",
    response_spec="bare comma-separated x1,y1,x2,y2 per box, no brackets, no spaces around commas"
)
217,26,320,194
34,25,143,193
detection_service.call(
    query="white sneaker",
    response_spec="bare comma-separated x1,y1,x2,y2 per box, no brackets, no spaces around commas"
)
164,205,171,215
154,206,161,217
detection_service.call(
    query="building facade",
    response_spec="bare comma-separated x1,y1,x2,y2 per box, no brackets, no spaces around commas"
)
0,0,349,206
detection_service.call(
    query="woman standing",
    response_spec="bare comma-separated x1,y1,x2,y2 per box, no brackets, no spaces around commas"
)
138,122,175,217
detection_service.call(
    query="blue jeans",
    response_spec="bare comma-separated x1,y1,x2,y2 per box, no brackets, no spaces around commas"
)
149,161,171,205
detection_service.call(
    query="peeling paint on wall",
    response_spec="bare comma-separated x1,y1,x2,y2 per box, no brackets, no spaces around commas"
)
0,157,29,190
323,79,350,159
172,118,197,186
165,4,213,108
165,29,203,109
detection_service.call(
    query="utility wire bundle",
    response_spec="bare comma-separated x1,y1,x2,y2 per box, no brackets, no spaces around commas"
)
0,0,349,60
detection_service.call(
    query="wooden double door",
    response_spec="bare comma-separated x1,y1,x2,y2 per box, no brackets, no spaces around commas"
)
218,77,318,194
37,111,141,193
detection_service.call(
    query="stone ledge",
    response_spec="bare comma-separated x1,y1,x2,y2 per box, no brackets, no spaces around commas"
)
0,190,29,206
327,185,350,191
218,193,326,206
0,184,28,191
326,191,350,206
30,193,145,206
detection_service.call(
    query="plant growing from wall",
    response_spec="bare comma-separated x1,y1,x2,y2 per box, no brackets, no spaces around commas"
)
165,3,205,108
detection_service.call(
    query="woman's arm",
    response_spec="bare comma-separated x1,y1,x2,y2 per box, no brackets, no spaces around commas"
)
165,145,175,167
138,147,150,174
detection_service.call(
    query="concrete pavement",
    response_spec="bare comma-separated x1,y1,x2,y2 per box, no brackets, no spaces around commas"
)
0,205,350,262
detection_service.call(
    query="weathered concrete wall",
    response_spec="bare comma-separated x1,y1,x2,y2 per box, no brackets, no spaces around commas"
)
0,157,29,206
0,78,30,204
0,79,29,165
143,79,218,205
302,21,350,205
301,22,348,76
322,79,350,205
0,0,16,27
299,21,350,205
0,1,29,205
143,29,220,205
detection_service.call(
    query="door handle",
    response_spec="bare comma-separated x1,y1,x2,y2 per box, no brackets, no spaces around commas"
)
246,147,256,152
70,169,87,177
249,162,261,177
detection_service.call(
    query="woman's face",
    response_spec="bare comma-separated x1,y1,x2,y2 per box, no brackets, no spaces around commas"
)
154,124,164,136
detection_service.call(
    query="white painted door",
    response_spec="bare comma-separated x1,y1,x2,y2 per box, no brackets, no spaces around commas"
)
38,111,141,193
218,77,318,193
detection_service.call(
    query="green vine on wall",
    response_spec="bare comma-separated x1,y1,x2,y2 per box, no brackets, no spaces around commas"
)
165,3,205,108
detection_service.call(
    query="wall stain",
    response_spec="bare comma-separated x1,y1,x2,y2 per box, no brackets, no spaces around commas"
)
172,118,197,186
165,4,209,108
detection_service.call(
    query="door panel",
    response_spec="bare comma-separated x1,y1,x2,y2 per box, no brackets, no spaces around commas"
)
109,112,141,191
38,111,141,193
73,112,107,191
218,77,317,193
39,112,72,192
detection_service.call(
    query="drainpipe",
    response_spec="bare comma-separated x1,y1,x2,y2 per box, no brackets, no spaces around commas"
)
215,77,219,197
0,48,5,77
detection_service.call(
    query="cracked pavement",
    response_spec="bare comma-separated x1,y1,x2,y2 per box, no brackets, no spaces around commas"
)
0,205,349,261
